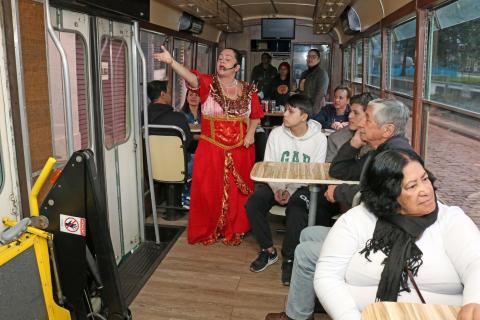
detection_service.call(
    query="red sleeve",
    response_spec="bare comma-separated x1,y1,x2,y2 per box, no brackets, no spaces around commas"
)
249,91,264,119
190,70,212,104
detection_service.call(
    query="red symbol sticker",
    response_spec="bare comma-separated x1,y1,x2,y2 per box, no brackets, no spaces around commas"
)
60,214,86,236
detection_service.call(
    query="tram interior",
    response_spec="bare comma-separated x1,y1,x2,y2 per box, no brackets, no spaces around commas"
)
0,0,479,319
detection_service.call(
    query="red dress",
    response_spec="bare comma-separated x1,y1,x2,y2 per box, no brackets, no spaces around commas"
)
187,71,264,245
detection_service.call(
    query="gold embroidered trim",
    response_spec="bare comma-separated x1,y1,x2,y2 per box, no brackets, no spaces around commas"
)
210,75,256,116
200,116,247,151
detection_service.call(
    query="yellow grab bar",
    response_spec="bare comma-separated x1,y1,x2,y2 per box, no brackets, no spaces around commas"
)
2,217,53,240
30,157,57,217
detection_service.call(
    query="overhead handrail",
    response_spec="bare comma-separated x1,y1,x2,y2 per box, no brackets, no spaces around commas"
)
44,2,74,156
133,22,160,244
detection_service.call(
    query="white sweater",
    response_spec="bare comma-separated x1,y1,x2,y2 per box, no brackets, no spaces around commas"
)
264,120,327,195
314,202,480,320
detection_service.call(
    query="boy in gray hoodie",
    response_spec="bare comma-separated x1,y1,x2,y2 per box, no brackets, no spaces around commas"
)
245,94,327,286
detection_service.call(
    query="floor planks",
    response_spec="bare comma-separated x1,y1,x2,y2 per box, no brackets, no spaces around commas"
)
131,214,331,320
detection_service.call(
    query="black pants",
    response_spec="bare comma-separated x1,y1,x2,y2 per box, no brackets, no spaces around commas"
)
315,185,339,227
245,184,310,260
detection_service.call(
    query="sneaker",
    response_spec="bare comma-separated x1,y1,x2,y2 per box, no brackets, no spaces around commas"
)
281,259,293,286
250,248,278,272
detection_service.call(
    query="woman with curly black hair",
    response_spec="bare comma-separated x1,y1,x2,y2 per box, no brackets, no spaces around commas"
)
314,149,480,320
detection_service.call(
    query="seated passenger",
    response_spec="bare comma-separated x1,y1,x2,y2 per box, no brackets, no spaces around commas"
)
271,62,291,107
245,94,327,286
182,90,201,125
146,80,194,208
265,98,412,320
325,92,373,162
313,85,351,131
315,149,480,320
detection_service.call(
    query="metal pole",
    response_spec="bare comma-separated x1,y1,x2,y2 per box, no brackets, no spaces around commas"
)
44,1,74,156
133,22,160,244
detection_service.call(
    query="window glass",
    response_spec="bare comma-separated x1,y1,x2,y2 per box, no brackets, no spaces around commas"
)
100,37,128,149
172,38,193,111
343,47,351,81
196,43,212,74
388,19,416,95
367,33,381,87
425,104,480,223
47,31,90,161
292,44,330,90
426,0,480,113
140,30,167,82
353,40,363,83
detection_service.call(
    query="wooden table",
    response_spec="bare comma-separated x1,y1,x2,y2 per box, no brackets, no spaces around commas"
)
361,302,460,320
250,162,358,225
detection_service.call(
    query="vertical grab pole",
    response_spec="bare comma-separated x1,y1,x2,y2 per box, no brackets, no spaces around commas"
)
44,1,75,156
133,22,160,244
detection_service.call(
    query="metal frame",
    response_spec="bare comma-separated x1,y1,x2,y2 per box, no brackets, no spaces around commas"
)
44,0,74,157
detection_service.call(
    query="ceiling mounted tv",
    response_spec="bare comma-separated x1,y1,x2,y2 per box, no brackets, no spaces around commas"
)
261,18,295,39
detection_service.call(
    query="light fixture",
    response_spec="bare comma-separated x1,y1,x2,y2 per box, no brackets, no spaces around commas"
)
328,7,334,12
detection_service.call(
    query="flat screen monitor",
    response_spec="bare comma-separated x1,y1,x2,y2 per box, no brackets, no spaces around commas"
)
261,18,295,39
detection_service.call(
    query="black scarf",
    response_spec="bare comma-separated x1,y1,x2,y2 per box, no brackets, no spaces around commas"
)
359,202,438,302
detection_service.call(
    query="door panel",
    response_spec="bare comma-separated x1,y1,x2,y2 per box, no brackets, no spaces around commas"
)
97,18,140,262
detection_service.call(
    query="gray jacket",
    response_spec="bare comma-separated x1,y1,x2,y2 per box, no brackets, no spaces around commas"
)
300,64,329,114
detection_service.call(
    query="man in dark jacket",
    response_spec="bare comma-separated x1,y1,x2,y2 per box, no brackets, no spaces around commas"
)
146,80,194,208
298,49,329,115
251,53,278,100
265,98,413,320
325,98,412,207
146,80,193,153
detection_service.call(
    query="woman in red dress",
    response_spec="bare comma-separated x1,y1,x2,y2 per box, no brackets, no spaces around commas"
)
154,47,264,245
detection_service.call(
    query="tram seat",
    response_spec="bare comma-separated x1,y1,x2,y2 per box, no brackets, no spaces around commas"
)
148,126,188,220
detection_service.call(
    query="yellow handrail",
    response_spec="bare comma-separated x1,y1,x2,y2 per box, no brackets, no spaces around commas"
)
30,157,57,217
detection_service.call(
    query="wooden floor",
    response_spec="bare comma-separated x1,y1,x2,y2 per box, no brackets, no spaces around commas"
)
131,213,331,320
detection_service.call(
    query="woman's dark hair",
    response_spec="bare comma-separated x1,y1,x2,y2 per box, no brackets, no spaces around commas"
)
334,85,352,99
350,92,374,111
308,48,320,58
360,149,436,218
222,47,242,66
278,61,291,82
181,90,199,114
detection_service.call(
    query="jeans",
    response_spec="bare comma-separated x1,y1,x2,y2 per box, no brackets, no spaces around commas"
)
182,153,194,204
286,226,331,320
245,184,310,260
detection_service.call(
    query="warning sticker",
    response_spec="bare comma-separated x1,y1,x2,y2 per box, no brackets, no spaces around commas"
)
60,214,86,237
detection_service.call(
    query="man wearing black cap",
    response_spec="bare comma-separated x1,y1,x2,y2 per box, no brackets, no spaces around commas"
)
251,52,278,99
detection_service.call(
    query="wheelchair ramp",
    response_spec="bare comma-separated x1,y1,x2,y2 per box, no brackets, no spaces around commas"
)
118,224,184,305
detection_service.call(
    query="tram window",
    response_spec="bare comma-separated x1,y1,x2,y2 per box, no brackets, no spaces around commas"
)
292,44,330,90
426,0,480,113
367,33,381,87
172,38,193,110
343,47,351,81
353,40,363,83
196,43,212,74
100,37,128,149
47,32,90,161
388,19,416,96
425,105,480,220
140,30,167,82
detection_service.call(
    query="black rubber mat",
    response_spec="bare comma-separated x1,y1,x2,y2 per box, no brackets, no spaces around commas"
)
118,224,184,305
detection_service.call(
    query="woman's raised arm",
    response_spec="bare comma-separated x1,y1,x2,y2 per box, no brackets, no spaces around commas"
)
153,45,199,89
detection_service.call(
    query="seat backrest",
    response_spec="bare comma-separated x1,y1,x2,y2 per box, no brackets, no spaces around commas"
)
148,126,186,183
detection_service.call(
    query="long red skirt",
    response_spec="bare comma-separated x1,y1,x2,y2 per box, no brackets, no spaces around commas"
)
187,120,255,245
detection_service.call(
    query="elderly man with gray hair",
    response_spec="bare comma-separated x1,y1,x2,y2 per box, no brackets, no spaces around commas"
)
265,98,413,320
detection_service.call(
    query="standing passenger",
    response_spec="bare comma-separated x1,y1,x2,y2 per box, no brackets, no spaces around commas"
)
251,53,278,100
154,47,264,245
271,62,291,107
298,49,329,114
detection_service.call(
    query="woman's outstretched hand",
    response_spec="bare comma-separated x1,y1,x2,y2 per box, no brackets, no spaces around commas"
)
153,45,173,65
